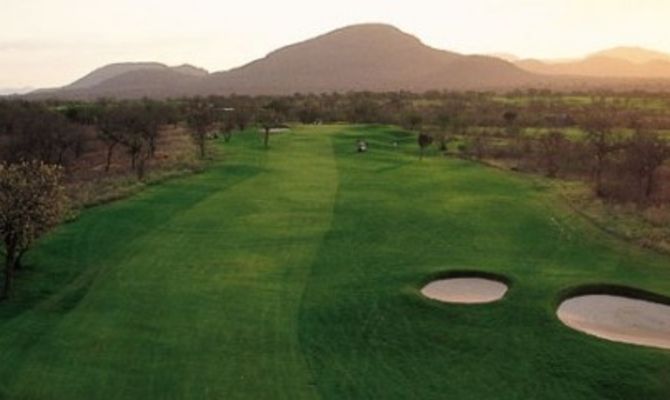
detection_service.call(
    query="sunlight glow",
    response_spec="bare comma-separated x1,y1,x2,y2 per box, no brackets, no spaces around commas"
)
2,0,670,87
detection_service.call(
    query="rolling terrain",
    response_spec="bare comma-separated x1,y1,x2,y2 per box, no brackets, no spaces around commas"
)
0,125,668,399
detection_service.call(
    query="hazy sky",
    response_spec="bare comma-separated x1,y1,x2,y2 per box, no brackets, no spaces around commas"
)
3,0,670,88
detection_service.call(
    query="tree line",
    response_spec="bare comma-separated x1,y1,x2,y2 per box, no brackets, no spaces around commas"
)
1,90,669,300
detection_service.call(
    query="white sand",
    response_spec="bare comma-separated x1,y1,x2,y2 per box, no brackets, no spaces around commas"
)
421,278,508,304
558,295,670,350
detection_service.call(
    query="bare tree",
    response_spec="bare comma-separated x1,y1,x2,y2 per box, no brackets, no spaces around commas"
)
582,111,620,196
624,130,670,202
257,109,282,149
186,100,215,158
418,133,434,160
138,100,171,159
221,117,235,143
404,111,423,131
503,111,519,136
466,132,487,161
96,105,125,173
114,104,155,178
538,130,568,178
434,111,452,151
4,106,83,166
233,107,252,132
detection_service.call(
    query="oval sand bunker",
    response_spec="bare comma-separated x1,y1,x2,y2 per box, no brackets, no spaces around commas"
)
422,278,508,304
558,295,670,350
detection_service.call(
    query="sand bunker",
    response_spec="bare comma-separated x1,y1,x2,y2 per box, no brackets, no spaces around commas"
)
421,278,508,304
259,128,290,133
558,295,670,350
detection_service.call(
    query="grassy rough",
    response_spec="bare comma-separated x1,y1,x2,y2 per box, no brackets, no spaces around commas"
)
0,125,668,399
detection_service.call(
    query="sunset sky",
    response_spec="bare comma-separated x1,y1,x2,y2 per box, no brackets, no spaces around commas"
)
3,0,670,88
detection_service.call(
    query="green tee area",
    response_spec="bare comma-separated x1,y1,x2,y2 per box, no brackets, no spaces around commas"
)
1,125,669,399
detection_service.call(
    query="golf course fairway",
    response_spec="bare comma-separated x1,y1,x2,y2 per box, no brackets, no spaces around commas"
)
0,125,669,399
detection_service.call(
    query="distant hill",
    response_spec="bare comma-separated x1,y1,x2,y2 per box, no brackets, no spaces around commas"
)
515,46,670,78
589,46,670,64
488,53,521,62
29,24,537,99
67,62,167,90
170,64,209,77
68,68,207,99
0,87,34,96
28,62,210,98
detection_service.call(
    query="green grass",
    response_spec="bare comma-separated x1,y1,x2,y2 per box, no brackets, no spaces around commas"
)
0,125,669,399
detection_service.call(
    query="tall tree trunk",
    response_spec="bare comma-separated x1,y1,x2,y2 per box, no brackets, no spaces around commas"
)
14,249,26,271
439,138,447,151
105,142,117,173
136,156,146,180
149,137,157,158
645,172,655,199
2,245,16,300
593,155,604,197
199,132,206,158
57,147,66,165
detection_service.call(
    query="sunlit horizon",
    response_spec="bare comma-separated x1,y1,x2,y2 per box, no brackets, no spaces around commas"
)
3,0,670,88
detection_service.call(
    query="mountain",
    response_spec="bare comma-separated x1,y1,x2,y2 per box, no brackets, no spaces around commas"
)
67,62,165,89
589,46,670,64
66,62,209,89
26,62,210,98
170,64,209,77
67,68,207,99
28,24,537,99
199,24,535,95
515,46,670,78
488,53,520,62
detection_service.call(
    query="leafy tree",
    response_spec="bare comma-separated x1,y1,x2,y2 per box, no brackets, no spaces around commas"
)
0,161,67,299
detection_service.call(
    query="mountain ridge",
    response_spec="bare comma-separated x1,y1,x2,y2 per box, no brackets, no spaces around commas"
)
514,46,670,78
25,24,670,100
27,24,537,99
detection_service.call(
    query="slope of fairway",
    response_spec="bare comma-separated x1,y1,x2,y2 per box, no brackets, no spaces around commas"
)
297,126,670,400
0,125,668,399
0,127,339,399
